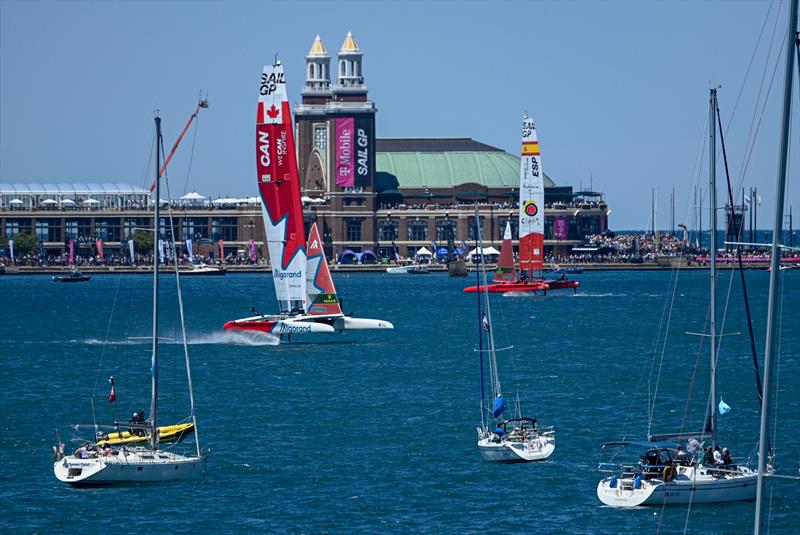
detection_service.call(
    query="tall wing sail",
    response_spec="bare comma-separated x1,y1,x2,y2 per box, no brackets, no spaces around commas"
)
493,221,516,282
256,62,306,313
305,223,342,316
518,115,545,275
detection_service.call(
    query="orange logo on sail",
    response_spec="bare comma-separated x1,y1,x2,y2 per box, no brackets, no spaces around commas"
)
523,200,538,217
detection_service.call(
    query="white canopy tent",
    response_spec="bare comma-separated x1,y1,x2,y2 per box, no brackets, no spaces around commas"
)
180,191,207,201
41,199,58,205
59,199,76,205
467,246,501,259
415,247,433,257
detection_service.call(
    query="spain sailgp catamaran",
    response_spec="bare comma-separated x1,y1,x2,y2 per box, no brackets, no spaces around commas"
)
223,60,392,336
464,114,578,294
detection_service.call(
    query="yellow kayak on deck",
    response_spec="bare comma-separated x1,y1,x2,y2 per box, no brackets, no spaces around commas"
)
96,422,195,447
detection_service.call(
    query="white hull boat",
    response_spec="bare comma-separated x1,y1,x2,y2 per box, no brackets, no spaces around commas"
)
54,448,205,485
477,426,555,462
597,464,766,506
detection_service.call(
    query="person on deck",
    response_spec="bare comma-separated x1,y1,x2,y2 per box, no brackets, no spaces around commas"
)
713,445,724,466
702,446,715,466
721,447,733,466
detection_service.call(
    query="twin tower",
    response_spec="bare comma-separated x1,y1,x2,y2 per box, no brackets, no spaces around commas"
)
295,33,376,208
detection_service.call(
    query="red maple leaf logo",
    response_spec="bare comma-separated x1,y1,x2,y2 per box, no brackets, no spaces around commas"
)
267,104,280,119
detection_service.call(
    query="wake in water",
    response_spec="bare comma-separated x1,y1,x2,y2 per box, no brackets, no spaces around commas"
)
80,331,280,346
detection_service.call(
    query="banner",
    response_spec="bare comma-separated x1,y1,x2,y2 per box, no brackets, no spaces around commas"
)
218,239,224,261
185,239,193,262
128,239,135,262
248,239,257,262
96,239,104,261
335,117,355,187
8,239,14,262
354,116,372,188
68,239,74,265
554,216,568,241
158,240,165,263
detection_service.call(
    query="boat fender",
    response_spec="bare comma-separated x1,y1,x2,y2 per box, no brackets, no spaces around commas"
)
609,474,618,488
662,465,676,482
52,446,59,462
633,475,642,489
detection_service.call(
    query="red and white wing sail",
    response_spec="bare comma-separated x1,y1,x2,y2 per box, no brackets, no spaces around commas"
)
518,115,545,274
256,62,307,313
493,221,516,282
305,223,343,316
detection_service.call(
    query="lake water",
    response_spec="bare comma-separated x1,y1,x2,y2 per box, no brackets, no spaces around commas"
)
1,269,797,533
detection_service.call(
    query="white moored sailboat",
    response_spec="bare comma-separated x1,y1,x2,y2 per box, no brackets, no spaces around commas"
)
223,60,392,337
596,89,769,507
53,116,205,485
472,205,555,462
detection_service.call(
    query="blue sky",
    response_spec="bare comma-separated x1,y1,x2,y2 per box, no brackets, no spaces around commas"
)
1,0,797,229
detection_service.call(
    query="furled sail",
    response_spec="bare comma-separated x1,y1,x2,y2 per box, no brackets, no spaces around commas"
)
256,61,306,313
493,221,516,283
518,115,545,275
305,223,343,316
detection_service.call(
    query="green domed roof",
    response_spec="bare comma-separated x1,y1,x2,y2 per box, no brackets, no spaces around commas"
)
375,138,555,190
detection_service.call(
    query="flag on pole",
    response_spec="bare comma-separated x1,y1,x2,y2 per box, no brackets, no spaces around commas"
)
218,239,224,261
185,239,193,262
481,313,490,332
96,239,104,261
108,376,116,403
68,239,74,265
128,239,135,262
718,398,731,415
8,239,14,262
248,239,257,262
159,239,166,263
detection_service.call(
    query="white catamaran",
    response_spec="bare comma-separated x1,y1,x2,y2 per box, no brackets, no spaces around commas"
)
472,205,555,462
596,89,770,506
223,60,392,337
54,116,205,485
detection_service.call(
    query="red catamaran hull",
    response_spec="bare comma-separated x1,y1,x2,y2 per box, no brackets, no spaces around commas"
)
463,278,578,293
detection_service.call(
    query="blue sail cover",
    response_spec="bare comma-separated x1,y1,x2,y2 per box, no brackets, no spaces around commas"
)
492,395,507,418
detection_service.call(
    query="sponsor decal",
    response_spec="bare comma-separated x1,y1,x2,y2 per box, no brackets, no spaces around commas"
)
310,238,320,250
275,322,312,334
315,293,338,305
260,70,285,96
274,269,303,280
266,104,280,119
523,200,539,217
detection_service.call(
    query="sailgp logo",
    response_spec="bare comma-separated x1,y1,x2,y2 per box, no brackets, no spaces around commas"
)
274,269,303,280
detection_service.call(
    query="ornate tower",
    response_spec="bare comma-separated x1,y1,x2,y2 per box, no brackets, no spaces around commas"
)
303,35,331,99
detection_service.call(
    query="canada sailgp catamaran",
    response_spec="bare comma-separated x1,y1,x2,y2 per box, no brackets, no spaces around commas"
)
464,114,578,294
223,60,392,336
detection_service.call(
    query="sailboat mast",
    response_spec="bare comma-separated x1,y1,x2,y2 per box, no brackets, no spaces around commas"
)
475,204,500,398
755,0,797,529
150,116,162,451
708,88,718,447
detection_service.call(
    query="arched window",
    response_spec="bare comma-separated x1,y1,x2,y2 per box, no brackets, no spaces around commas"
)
407,220,428,241
436,220,457,242
378,220,398,241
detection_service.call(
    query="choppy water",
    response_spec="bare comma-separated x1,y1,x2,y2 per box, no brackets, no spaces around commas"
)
1,270,797,533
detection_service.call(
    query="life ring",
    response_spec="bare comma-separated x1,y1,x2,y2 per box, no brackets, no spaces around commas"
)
662,465,676,482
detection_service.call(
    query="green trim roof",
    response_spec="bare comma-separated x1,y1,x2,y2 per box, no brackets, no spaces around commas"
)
375,138,556,189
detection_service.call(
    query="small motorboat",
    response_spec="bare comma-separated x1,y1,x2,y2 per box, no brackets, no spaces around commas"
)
180,263,227,276
52,268,91,282
407,265,429,274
